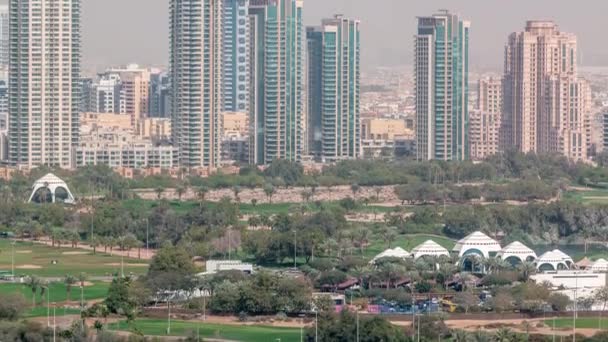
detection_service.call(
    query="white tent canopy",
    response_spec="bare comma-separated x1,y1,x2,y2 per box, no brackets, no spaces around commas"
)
590,258,608,272
452,231,502,258
536,251,571,271
411,240,449,260
28,173,75,204
370,247,411,264
496,241,537,264
551,249,574,267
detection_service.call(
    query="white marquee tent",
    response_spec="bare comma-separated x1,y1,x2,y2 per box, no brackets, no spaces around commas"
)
28,173,75,204
370,247,411,264
410,240,450,260
496,241,537,264
452,231,502,258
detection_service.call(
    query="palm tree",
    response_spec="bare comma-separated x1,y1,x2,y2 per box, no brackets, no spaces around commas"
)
593,286,608,330
196,186,209,207
494,328,515,342
469,330,492,342
154,186,164,200
452,330,469,342
26,276,40,307
39,280,49,306
64,274,77,301
263,184,275,204
351,183,361,199
517,261,537,281
90,235,99,254
78,273,87,307
232,186,241,203
176,186,185,201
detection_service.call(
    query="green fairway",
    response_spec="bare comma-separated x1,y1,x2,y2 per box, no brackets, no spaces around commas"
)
365,234,456,259
545,317,608,329
108,319,301,341
564,189,608,204
23,306,81,318
0,281,109,304
0,240,149,277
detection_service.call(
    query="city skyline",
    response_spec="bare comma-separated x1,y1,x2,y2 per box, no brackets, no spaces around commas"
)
1,0,602,70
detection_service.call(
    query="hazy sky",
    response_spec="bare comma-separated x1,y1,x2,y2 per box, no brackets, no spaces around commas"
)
4,0,608,70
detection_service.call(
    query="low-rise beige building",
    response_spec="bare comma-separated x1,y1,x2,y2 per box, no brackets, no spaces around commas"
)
222,111,249,138
361,118,411,140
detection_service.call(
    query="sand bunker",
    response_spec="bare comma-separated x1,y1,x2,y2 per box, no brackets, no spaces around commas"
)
104,263,148,267
62,251,88,255
17,264,42,269
15,250,32,254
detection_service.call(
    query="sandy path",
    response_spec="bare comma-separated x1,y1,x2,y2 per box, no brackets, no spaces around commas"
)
28,239,156,260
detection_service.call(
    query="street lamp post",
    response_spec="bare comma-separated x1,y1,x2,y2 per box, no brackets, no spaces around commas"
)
47,287,50,327
294,230,297,269
53,304,56,342
315,311,318,342
146,219,149,258
11,241,15,278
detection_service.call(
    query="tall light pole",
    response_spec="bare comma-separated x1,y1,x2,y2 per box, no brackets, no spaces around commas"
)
53,304,56,342
356,310,360,342
47,287,50,327
11,241,15,278
146,218,149,258
573,270,578,342
294,230,297,269
315,311,318,342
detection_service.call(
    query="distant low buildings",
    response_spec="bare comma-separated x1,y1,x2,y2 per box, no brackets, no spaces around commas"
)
360,118,414,158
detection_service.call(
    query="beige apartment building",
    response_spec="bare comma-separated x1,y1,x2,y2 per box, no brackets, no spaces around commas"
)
470,77,502,160
361,118,411,140
503,21,590,160
222,111,249,138
111,65,150,124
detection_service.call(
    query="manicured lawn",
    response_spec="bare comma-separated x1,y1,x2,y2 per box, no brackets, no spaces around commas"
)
365,234,456,259
108,319,301,341
0,281,109,304
23,306,81,318
0,240,149,277
545,317,608,329
564,189,608,204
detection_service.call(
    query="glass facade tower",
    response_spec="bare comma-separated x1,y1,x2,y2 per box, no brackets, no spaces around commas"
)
249,0,304,165
415,11,470,161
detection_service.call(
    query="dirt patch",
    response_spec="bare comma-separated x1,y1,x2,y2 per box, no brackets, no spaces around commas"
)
104,263,148,267
62,251,89,255
17,264,42,269
15,250,32,254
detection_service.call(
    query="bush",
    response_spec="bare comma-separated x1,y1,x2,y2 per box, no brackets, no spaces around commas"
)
0,293,26,321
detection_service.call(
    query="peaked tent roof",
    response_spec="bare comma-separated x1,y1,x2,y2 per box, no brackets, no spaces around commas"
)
33,173,67,186
452,231,502,257
590,258,608,271
411,240,450,259
576,257,593,268
370,247,411,263
497,241,537,258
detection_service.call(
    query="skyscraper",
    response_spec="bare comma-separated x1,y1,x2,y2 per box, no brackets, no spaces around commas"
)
0,5,8,68
9,0,81,168
415,11,470,161
249,0,304,165
307,15,361,162
170,0,223,168
306,26,323,159
503,21,590,160
223,0,250,113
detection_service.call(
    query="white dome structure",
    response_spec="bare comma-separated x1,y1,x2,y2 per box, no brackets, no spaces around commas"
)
452,231,502,258
590,259,608,272
536,251,571,271
411,240,450,260
28,173,75,204
551,249,574,268
370,247,411,264
496,241,537,265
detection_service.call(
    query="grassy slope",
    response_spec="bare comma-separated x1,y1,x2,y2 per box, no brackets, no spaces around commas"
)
0,240,148,277
109,319,301,342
